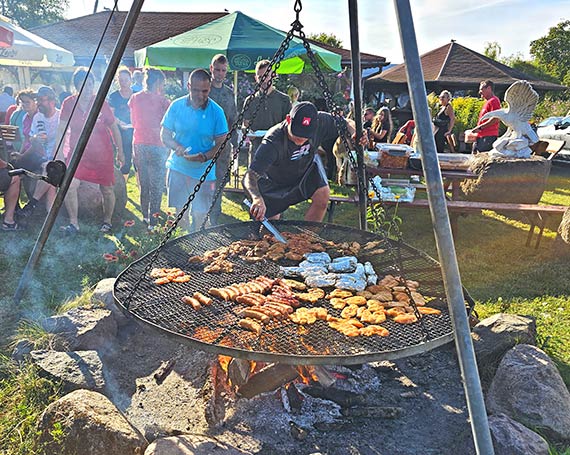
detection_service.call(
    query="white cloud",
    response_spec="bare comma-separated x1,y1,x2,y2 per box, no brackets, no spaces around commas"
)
65,0,570,64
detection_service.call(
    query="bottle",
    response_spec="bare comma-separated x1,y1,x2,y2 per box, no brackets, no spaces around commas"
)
366,128,374,150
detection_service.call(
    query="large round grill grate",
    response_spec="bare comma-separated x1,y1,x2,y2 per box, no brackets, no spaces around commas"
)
114,221,460,365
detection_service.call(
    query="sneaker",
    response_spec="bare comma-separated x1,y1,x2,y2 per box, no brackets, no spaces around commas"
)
60,224,79,235
99,222,113,233
17,201,36,219
1,221,24,231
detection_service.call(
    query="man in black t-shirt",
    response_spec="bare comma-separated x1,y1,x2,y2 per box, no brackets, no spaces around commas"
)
243,102,361,222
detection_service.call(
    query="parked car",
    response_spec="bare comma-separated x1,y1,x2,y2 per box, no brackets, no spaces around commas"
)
536,116,564,128
537,116,570,162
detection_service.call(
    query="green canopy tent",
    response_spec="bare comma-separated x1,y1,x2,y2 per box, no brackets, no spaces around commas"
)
134,11,341,74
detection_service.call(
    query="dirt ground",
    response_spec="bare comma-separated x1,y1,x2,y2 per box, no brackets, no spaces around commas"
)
100,320,474,455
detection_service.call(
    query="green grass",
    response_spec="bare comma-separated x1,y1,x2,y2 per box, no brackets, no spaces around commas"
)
1,164,570,453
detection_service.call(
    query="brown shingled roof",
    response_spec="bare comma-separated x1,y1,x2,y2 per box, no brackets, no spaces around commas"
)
32,11,228,66
366,41,566,93
306,38,387,69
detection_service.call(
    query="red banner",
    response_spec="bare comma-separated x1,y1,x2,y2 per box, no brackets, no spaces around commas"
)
0,26,14,48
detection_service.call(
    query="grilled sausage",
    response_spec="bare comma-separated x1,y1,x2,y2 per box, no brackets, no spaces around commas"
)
239,318,262,335
181,296,202,310
193,291,213,306
238,308,270,324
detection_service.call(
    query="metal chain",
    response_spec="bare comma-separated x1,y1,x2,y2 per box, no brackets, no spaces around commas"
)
201,30,298,229
123,23,299,309
294,22,429,340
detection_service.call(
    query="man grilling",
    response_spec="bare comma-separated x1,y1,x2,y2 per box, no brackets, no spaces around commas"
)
243,101,362,222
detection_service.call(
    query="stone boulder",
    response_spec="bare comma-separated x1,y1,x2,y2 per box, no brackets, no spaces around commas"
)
487,344,570,441
42,307,117,351
38,389,147,455
488,414,549,455
73,167,127,222
144,434,246,455
92,278,131,327
461,154,551,204
30,350,106,392
471,313,536,385
558,207,570,244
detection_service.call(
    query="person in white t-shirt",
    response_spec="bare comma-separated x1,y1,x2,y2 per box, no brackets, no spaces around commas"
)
18,86,61,217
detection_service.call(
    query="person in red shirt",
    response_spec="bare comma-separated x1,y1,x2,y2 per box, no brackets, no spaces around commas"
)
128,68,170,229
471,79,501,153
54,67,124,234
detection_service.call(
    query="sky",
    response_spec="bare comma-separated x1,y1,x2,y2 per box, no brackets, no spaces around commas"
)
65,0,570,64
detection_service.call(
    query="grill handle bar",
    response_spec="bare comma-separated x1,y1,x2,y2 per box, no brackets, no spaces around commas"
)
393,2,494,454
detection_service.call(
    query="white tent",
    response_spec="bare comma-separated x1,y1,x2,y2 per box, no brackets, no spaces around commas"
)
0,15,74,88
0,15,74,68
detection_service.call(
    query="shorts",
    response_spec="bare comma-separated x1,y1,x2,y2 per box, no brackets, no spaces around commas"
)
167,168,216,213
0,167,12,193
473,136,497,153
258,156,328,219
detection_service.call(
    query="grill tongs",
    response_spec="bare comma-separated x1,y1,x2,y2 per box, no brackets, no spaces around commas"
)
242,199,287,244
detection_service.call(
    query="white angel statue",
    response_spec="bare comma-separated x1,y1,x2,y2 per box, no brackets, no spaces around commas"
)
480,80,539,158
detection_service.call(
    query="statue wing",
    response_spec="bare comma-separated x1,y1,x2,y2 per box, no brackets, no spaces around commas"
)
504,80,538,122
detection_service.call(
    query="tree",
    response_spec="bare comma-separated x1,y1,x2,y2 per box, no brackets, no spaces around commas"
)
0,0,69,29
483,41,501,61
530,20,570,84
308,32,343,48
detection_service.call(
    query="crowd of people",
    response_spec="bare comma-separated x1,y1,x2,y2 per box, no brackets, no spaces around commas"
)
0,60,501,234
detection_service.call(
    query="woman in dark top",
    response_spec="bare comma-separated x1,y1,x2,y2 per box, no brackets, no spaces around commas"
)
433,90,455,153
370,106,393,144
108,67,134,180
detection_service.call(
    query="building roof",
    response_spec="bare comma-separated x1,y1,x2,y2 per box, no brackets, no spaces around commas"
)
366,41,567,93
32,11,388,71
32,11,228,66
306,39,387,69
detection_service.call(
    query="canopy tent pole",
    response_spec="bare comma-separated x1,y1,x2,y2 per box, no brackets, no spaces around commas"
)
347,0,367,230
14,0,146,304
392,1,494,453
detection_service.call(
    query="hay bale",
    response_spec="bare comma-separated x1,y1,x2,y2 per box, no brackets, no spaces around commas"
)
558,208,570,244
460,153,551,204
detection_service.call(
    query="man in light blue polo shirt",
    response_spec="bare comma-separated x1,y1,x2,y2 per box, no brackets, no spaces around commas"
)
161,69,228,231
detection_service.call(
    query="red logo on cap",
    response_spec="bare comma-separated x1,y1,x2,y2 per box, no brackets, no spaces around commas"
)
302,117,312,126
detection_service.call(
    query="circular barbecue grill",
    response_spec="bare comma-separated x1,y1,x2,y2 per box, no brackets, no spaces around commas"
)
114,221,462,365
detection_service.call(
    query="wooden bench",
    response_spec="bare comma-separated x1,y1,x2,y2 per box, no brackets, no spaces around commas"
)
327,195,567,248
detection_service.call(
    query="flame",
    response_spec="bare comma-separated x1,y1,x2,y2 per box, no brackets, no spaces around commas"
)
218,355,232,374
296,366,319,385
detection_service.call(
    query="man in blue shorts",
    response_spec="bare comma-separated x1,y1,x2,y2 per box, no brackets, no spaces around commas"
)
161,69,228,231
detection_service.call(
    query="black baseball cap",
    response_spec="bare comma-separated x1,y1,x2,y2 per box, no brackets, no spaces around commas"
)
290,101,318,138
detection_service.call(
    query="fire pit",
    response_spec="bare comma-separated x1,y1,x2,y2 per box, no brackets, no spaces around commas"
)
114,221,465,365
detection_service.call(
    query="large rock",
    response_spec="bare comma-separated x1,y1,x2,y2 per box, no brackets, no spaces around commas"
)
461,154,551,204
92,278,131,327
74,167,127,222
558,207,570,244
30,350,106,392
144,434,245,455
472,313,536,385
42,307,117,351
488,414,549,455
487,344,570,441
38,389,147,455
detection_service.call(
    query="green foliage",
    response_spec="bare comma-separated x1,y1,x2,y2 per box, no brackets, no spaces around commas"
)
0,357,63,454
449,96,484,136
308,32,343,48
0,0,69,28
530,20,570,83
483,41,502,61
533,97,570,123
